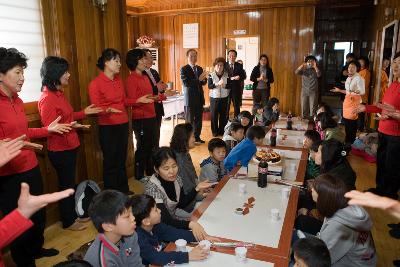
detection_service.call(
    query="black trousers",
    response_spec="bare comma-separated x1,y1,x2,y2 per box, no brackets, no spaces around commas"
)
376,133,400,199
99,123,129,193
48,149,78,228
229,88,243,118
0,166,45,267
155,114,162,148
343,117,358,144
184,105,203,140
210,97,229,136
132,118,157,179
357,111,366,132
252,88,270,108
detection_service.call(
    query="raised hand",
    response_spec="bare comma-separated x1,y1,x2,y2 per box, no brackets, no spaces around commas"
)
106,107,123,113
0,135,25,167
71,121,91,129
84,104,103,115
48,116,72,134
136,94,155,104
156,82,168,91
17,183,74,219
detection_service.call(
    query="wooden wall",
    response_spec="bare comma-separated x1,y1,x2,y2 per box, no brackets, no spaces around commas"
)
127,4,316,114
31,0,133,224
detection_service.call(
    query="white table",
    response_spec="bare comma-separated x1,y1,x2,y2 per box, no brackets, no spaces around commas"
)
263,130,306,149
273,117,308,130
162,95,185,126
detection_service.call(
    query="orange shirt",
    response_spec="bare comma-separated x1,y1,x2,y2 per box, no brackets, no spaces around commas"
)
381,70,389,99
359,68,371,103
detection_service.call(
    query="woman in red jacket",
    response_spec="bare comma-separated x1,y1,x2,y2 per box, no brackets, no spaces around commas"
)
0,47,71,266
88,48,136,194
38,56,102,231
355,51,400,199
125,49,165,179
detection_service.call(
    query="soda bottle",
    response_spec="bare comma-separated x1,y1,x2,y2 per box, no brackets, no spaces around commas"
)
258,159,268,188
270,128,277,147
286,111,293,130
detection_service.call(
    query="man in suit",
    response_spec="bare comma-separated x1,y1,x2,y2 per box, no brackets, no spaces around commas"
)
226,49,246,118
142,49,168,147
180,49,208,144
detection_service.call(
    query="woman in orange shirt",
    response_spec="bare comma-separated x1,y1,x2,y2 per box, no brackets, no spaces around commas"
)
358,56,371,131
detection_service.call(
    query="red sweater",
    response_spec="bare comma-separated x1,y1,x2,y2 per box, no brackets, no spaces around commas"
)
88,72,131,125
365,81,400,136
0,210,33,267
0,90,48,176
125,71,166,120
38,87,85,151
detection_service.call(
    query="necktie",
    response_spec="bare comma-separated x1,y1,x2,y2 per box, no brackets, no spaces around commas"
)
192,66,198,78
229,64,234,75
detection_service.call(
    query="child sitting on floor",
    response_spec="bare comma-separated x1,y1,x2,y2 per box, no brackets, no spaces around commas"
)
292,237,331,267
262,97,280,127
223,125,266,172
223,110,253,137
253,104,264,126
223,122,244,155
303,130,321,181
199,138,227,183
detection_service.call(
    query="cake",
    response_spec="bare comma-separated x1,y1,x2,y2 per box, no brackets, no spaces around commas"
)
255,149,281,163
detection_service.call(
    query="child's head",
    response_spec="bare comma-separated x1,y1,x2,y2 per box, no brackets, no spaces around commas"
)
316,103,334,117
266,97,279,111
246,125,266,146
170,123,195,152
153,147,178,182
314,139,350,173
89,190,135,236
131,194,161,228
253,104,263,115
208,138,227,162
238,110,252,127
310,140,322,161
316,112,337,130
312,173,349,218
293,237,331,267
229,122,245,141
303,130,321,150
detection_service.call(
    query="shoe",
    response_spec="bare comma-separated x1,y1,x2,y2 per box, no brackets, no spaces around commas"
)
195,139,205,144
34,248,59,259
66,221,88,231
389,228,400,239
394,259,400,266
388,223,400,229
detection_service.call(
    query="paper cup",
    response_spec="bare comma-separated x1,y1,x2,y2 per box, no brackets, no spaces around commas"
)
199,240,212,254
238,183,247,195
281,187,290,199
235,247,247,262
175,239,187,252
290,162,297,171
271,208,280,221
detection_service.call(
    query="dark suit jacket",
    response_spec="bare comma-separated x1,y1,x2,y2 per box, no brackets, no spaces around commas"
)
143,68,164,117
250,65,274,90
225,62,246,94
180,64,207,108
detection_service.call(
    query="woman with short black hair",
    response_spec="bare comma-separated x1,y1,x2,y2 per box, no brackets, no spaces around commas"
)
316,112,345,143
38,56,102,230
250,54,274,107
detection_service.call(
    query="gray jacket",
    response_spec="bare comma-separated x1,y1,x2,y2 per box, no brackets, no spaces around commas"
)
319,205,377,267
84,233,144,267
199,156,227,183
175,151,198,194
295,67,321,95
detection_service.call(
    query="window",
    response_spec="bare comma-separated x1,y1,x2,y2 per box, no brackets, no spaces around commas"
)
0,0,46,103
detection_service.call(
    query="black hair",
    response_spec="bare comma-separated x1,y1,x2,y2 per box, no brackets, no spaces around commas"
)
53,260,93,267
238,110,252,122
304,130,321,144
170,123,194,153
152,146,177,170
96,48,120,71
394,52,400,60
227,49,238,56
0,47,28,74
317,102,334,118
252,104,263,115
311,139,322,153
246,125,266,140
131,194,156,227
316,112,337,130
142,48,151,54
186,49,197,57
346,52,355,59
40,56,69,91
358,56,370,69
126,48,146,71
229,122,245,133
304,55,317,62
88,190,132,233
348,60,361,72
258,54,270,68
292,237,331,267
265,97,279,110
319,139,351,173
208,138,226,152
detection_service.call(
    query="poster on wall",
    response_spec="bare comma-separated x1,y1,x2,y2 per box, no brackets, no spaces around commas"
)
183,23,199,48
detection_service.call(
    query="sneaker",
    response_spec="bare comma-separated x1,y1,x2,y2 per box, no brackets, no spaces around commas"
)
35,248,59,259
394,259,400,266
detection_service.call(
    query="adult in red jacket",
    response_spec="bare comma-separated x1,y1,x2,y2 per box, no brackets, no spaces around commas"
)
88,48,137,194
0,47,71,266
38,56,102,231
125,49,165,179
355,51,400,199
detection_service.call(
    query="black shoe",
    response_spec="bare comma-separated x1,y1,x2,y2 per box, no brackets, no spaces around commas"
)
389,228,400,239
394,259,400,266
34,248,59,259
195,139,205,144
388,223,400,229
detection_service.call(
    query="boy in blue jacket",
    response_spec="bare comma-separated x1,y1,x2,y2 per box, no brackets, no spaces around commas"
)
223,125,266,172
131,194,209,266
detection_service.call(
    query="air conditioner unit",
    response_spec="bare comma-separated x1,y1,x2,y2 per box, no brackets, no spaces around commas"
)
137,47,159,72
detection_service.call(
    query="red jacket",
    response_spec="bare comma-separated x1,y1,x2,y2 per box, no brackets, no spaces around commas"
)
0,90,48,176
88,72,132,125
365,81,400,136
0,210,33,267
38,87,85,151
125,71,166,120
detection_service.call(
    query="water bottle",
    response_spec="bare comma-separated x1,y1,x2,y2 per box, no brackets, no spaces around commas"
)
270,128,277,147
258,160,268,188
